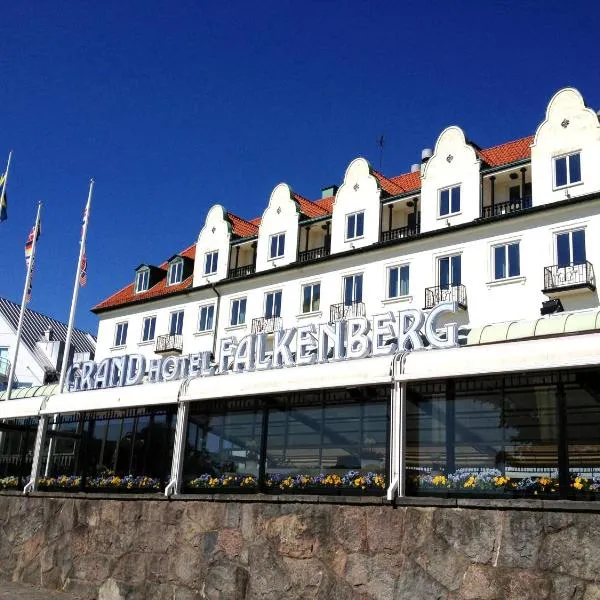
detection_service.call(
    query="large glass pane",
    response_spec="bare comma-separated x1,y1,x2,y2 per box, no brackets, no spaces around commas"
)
439,257,449,288
312,284,320,311
343,277,353,306
494,246,506,280
556,232,571,267
399,266,409,296
0,417,37,487
354,274,363,303
451,187,461,213
302,285,311,313
389,267,399,298
508,243,520,277
569,153,581,183
439,189,449,216
346,214,355,239
356,212,364,237
572,229,586,264
555,156,568,187
451,255,461,286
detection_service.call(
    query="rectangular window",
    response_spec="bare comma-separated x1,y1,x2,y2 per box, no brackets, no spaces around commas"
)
439,186,461,217
438,255,461,288
493,243,520,280
301,282,321,313
169,311,184,336
343,274,363,305
135,270,149,293
141,316,156,342
345,212,365,240
204,251,219,275
198,305,215,332
388,265,410,298
230,298,247,326
168,260,183,285
556,229,586,267
554,152,581,188
265,290,282,318
114,322,128,346
269,233,286,259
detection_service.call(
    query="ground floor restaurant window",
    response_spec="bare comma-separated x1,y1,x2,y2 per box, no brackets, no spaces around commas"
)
183,386,388,494
407,368,600,499
35,406,176,492
0,417,38,490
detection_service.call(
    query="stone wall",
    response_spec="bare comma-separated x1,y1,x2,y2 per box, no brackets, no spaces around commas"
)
1,492,600,600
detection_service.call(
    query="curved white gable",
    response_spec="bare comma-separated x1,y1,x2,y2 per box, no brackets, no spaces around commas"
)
420,126,481,233
531,87,600,205
255,183,300,271
193,204,232,287
331,157,380,253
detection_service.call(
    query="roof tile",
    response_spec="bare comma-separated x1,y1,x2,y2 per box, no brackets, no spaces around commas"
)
227,212,259,238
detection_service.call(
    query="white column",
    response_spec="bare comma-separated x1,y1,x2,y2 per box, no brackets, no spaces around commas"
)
23,414,49,494
164,402,189,497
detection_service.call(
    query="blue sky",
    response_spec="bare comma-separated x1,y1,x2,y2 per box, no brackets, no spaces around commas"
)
0,0,599,333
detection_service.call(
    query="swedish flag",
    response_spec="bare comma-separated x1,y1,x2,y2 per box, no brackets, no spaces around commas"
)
0,173,6,222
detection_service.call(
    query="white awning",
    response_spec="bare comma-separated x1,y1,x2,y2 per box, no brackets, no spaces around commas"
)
397,331,600,382
180,355,394,402
0,398,44,420
41,380,182,415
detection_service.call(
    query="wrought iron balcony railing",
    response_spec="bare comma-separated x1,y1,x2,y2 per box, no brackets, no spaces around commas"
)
329,302,366,322
481,196,532,219
228,264,256,279
543,261,595,293
251,316,283,334
424,285,467,310
380,225,419,243
155,334,183,355
298,246,330,263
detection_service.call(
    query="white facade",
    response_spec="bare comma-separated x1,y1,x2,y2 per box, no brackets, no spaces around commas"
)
94,87,600,366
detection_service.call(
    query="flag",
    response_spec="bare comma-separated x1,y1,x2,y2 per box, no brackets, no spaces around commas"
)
79,250,87,286
0,173,7,222
24,219,41,303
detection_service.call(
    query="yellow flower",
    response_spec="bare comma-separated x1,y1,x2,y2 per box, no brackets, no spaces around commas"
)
432,475,447,487
464,476,476,489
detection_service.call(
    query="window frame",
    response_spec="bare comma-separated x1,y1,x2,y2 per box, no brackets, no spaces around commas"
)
230,297,247,327
301,281,321,314
204,251,219,276
437,254,462,288
555,228,586,267
492,242,521,281
198,304,215,332
269,233,286,260
264,290,283,319
387,264,410,299
167,259,184,286
135,269,150,294
342,273,364,305
345,211,365,241
169,310,185,336
553,151,582,190
438,185,461,218
114,321,128,347
140,315,157,342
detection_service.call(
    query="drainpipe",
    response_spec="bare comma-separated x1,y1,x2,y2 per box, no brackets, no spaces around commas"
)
210,283,221,358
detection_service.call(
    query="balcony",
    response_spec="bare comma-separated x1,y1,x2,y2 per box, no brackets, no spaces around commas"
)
298,246,330,263
329,302,366,322
542,262,596,296
424,285,467,310
481,196,532,219
228,264,256,279
251,316,283,334
380,225,419,243
155,334,183,356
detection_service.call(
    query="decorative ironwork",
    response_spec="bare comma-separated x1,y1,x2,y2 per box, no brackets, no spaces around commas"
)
424,285,467,310
228,264,256,279
251,317,283,334
329,302,366,322
481,196,532,218
155,334,183,355
380,225,419,243
543,261,595,293
298,246,330,263
561,118,570,128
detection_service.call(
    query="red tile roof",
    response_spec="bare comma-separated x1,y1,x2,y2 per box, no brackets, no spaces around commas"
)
292,192,330,218
372,169,407,195
315,196,335,212
390,170,421,193
92,244,196,312
227,212,259,238
477,135,533,167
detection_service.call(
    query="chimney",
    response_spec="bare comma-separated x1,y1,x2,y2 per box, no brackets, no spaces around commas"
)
44,327,54,342
410,163,420,173
321,185,338,199
421,148,433,164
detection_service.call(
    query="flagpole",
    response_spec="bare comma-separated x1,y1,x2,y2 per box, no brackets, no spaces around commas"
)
5,201,42,400
57,178,94,392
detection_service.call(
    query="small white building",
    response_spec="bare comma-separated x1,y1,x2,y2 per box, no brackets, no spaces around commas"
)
0,297,96,392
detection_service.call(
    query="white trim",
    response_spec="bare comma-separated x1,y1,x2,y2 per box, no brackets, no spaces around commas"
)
296,310,323,320
486,276,527,289
381,295,413,305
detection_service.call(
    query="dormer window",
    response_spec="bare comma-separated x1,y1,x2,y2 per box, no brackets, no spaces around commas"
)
204,251,219,276
439,185,461,217
135,269,150,293
269,233,286,260
168,259,184,285
554,152,581,189
345,212,364,241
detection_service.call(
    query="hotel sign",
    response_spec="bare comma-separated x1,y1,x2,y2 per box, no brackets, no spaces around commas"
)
67,301,462,392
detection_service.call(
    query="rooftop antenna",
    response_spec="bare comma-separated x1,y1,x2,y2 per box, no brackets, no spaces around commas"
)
377,135,385,170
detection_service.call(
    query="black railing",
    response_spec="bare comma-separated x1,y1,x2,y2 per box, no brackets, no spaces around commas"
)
298,246,330,263
228,264,256,279
481,196,532,218
329,302,366,322
251,316,283,334
380,225,419,243
155,334,183,355
543,261,595,292
424,285,467,310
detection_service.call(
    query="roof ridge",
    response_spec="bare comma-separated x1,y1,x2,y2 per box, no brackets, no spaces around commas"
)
227,211,257,227
479,134,534,152
292,192,330,216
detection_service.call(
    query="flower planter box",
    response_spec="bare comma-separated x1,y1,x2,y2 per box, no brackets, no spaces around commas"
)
184,486,258,494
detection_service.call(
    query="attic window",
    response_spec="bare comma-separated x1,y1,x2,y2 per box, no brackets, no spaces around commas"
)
135,269,150,293
168,258,184,286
